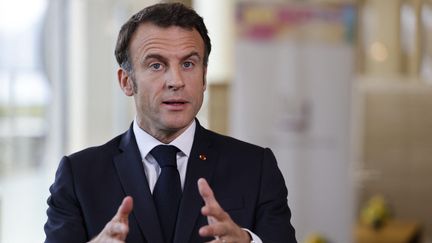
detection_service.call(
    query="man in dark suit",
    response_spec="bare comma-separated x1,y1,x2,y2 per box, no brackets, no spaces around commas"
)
44,3,296,243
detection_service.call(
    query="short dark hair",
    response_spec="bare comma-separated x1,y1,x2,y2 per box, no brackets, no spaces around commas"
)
115,2,212,71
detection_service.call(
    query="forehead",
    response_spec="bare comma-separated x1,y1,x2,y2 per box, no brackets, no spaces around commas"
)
129,23,205,60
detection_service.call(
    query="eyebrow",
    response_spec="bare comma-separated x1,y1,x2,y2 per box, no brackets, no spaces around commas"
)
181,51,201,62
143,54,168,65
142,51,201,65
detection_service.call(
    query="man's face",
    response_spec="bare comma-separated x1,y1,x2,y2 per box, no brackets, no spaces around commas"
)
118,23,206,142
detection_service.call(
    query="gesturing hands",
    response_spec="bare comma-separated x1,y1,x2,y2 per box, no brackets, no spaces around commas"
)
89,179,251,243
198,178,252,243
89,196,133,243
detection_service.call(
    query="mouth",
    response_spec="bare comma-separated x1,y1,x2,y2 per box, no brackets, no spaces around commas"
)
162,99,189,109
163,99,188,105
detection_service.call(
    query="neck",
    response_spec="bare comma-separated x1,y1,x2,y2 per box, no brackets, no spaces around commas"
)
136,119,193,144
150,129,185,144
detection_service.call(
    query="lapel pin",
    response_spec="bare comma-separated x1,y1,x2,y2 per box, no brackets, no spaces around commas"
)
199,154,207,161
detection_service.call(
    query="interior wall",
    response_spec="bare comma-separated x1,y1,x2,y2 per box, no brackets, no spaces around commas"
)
354,79,432,241
354,0,432,242
206,1,432,243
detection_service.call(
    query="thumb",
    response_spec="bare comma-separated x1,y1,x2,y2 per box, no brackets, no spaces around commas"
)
115,196,133,223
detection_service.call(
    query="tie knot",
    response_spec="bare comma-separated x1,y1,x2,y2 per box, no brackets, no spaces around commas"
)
150,145,179,168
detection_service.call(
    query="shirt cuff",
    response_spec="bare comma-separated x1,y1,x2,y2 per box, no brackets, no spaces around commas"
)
242,228,262,243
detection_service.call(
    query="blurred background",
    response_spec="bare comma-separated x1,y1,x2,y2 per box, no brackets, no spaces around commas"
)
0,0,431,242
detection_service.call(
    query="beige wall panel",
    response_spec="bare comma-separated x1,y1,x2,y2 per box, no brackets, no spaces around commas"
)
357,81,432,241
208,83,230,135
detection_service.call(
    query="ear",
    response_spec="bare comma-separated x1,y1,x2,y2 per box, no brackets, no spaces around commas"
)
117,68,134,96
203,66,207,92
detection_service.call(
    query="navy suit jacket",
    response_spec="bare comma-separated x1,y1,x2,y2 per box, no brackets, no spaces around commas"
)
44,121,296,243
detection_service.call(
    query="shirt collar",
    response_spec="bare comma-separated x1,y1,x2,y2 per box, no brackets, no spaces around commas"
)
133,119,196,160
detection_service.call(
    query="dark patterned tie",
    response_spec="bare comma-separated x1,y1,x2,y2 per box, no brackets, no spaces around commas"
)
151,145,181,243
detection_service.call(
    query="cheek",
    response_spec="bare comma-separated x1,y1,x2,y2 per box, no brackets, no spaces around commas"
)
192,85,205,105
137,89,156,105
134,76,163,98
134,84,154,106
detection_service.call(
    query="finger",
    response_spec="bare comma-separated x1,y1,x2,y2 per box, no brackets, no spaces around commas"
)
197,178,220,209
114,196,133,223
197,178,218,217
199,223,227,237
198,178,228,221
204,240,219,243
90,237,124,243
111,240,124,243
107,221,129,237
101,238,124,243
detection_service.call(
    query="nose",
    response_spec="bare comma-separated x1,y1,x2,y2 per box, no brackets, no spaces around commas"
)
165,66,185,90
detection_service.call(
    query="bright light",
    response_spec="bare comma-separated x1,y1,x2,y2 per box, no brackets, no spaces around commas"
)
369,41,388,62
0,0,47,33
13,71,51,106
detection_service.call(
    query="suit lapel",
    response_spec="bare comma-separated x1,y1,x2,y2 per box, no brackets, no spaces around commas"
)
113,126,164,243
173,122,219,243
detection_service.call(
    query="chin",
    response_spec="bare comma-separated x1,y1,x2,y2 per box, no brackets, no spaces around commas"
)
163,117,193,130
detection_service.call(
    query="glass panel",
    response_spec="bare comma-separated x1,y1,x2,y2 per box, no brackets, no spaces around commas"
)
400,1,416,59
421,2,432,82
400,0,418,75
0,0,51,174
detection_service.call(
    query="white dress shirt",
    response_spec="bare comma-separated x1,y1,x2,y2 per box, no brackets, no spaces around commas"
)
132,119,260,243
133,119,195,193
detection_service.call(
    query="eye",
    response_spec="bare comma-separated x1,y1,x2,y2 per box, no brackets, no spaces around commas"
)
182,61,194,69
150,63,163,71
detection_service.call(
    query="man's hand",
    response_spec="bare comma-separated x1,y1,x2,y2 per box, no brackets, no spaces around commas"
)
89,196,133,243
198,178,251,243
